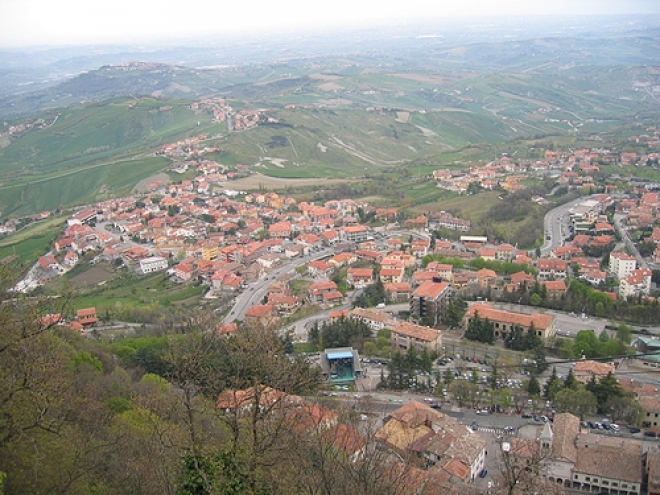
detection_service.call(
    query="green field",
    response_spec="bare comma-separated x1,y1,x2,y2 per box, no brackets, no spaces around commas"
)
0,215,67,269
55,270,208,315
0,97,220,219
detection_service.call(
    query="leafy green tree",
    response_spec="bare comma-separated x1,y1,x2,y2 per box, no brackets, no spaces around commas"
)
543,367,562,401
524,324,542,351
553,387,597,419
588,371,624,413
616,324,632,345
527,376,541,396
465,314,494,344
606,395,643,424
533,346,548,374
489,365,499,390
563,368,578,390
499,389,513,410
573,330,600,358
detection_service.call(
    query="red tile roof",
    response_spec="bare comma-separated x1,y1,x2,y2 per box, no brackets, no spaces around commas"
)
465,304,554,330
413,280,449,299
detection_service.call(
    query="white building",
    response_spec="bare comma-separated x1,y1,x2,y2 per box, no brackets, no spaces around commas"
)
139,256,168,274
619,268,652,299
609,251,637,279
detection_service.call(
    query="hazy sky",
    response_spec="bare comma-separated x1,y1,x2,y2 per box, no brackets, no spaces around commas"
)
1,0,659,47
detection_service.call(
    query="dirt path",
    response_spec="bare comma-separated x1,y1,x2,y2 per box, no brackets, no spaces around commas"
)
228,173,352,190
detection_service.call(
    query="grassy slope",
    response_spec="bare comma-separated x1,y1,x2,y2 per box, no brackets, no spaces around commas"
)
63,271,207,313
0,214,67,269
0,97,222,218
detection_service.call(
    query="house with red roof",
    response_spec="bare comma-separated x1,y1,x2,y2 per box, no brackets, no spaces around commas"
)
391,322,442,352
216,385,298,414
542,280,567,298
216,322,238,336
267,294,302,316
77,307,98,327
464,303,557,340
478,247,496,260
342,225,369,242
385,282,412,303
379,266,405,284
244,304,279,328
308,281,340,305
573,360,616,384
322,291,345,307
346,267,374,288
537,259,568,280
307,260,335,279
619,268,652,299
174,262,196,282
321,423,367,463
477,268,498,288
268,221,292,238
496,243,515,261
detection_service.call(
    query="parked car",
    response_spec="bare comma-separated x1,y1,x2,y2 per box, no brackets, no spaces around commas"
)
479,469,488,478
628,427,641,434
522,413,532,419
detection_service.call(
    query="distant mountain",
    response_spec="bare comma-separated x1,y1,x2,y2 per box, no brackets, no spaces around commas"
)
2,14,660,119
0,62,228,119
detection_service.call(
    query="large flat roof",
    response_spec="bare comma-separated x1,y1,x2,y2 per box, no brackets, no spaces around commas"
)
327,351,354,360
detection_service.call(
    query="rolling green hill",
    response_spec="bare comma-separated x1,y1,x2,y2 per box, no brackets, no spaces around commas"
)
0,97,223,217
0,31,659,219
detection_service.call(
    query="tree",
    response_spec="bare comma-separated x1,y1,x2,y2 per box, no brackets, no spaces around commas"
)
0,268,75,448
553,388,597,419
451,381,476,407
563,368,578,390
588,371,624,413
465,314,494,344
543,367,562,401
606,395,643,424
616,324,632,345
532,345,548,374
527,376,541,397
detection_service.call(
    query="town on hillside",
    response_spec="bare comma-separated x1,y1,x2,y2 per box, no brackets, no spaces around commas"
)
14,134,660,495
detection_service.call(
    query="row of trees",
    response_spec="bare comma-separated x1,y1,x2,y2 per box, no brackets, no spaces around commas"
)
421,253,536,277
379,347,437,392
500,278,660,325
307,316,373,350
542,367,641,422
556,327,631,360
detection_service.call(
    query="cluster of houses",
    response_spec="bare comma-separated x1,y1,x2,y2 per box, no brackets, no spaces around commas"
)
37,184,660,333
191,97,273,132
211,384,660,495
434,141,660,195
